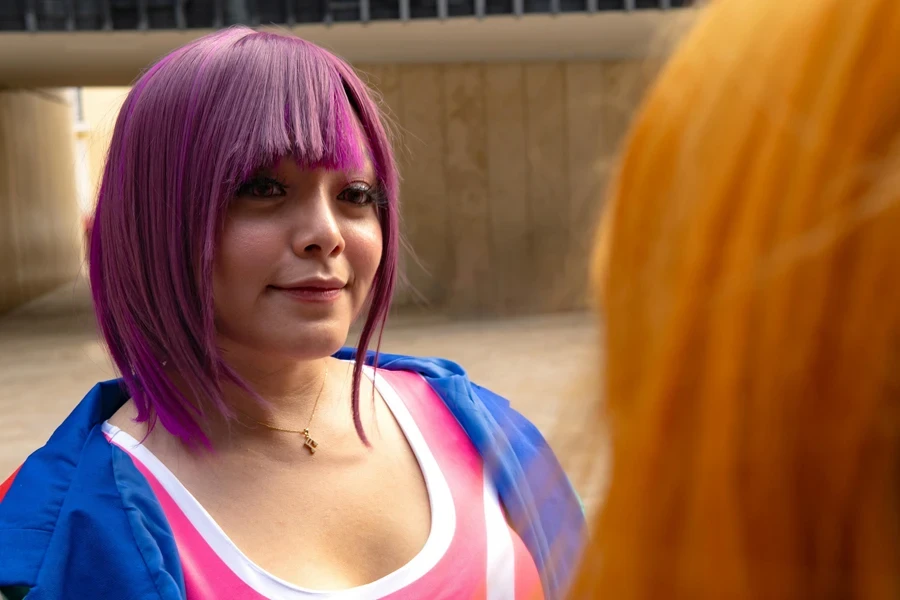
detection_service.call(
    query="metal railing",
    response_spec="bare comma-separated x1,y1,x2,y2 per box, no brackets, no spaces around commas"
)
1,0,686,31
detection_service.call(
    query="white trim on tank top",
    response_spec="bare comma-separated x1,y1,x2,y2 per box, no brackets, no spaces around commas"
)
484,462,517,600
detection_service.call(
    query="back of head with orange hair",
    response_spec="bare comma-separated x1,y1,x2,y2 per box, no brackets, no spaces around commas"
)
573,0,900,598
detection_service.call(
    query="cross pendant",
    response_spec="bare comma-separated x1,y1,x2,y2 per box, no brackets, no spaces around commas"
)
302,428,318,454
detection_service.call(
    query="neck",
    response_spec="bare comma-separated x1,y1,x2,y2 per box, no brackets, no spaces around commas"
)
209,340,349,445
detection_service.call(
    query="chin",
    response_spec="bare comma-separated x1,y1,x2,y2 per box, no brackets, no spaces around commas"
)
217,312,358,365
270,321,352,360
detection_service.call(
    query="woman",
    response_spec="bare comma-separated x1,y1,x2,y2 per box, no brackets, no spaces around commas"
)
573,0,900,597
0,28,584,600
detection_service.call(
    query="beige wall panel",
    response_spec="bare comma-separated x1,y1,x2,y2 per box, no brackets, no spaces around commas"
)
360,64,412,307
524,63,569,312
483,63,532,315
81,87,129,206
601,60,652,161
0,99,21,313
21,94,55,298
396,65,450,309
0,90,80,315
564,62,609,309
442,64,493,314
359,64,402,130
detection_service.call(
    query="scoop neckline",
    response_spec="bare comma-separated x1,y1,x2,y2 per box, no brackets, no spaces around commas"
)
102,366,456,599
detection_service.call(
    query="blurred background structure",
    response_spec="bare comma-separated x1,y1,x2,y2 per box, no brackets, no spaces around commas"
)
0,0,694,511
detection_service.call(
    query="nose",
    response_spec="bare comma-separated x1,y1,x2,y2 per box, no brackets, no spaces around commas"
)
290,188,345,259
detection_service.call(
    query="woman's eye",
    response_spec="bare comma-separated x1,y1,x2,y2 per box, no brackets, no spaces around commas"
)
236,177,287,199
338,184,378,206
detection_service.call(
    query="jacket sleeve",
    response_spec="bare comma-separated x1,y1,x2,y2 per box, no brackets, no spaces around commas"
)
0,430,181,599
470,382,588,600
471,382,586,513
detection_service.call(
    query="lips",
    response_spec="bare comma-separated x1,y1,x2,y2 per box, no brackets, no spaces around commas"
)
269,278,346,303
274,287,343,303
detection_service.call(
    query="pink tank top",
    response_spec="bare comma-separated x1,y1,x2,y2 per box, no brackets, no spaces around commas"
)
104,367,544,599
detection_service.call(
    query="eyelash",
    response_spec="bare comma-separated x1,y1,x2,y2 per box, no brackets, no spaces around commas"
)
235,176,286,199
338,182,385,207
235,177,384,207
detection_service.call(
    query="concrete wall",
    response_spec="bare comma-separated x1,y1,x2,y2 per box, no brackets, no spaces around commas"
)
361,60,657,315
76,86,129,214
0,89,81,315
77,59,655,316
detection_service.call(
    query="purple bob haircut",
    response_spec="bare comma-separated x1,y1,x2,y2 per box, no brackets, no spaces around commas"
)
89,27,399,447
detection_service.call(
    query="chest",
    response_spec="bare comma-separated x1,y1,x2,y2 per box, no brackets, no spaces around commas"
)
187,445,435,589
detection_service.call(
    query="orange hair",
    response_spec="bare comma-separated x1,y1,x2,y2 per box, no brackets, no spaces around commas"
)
573,0,900,598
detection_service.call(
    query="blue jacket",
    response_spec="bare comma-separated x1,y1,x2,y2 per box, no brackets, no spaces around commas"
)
0,351,585,600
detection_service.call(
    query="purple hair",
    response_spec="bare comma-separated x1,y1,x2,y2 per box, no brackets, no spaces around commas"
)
89,27,399,447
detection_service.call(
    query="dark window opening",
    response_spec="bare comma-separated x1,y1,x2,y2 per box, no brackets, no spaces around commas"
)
485,0,510,15
371,0,400,20
409,0,436,19
0,0,27,30
448,0,473,17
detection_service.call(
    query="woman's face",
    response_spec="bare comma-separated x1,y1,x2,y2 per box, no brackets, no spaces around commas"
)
213,149,383,364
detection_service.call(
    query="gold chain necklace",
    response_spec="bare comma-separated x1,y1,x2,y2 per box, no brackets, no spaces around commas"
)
235,365,329,454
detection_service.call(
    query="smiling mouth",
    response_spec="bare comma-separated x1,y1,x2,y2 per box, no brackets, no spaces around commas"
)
269,285,345,303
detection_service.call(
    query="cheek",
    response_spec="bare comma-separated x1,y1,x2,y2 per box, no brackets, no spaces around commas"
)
345,217,383,290
214,218,281,301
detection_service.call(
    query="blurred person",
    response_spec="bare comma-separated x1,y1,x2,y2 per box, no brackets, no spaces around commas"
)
0,28,584,600
571,0,900,598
